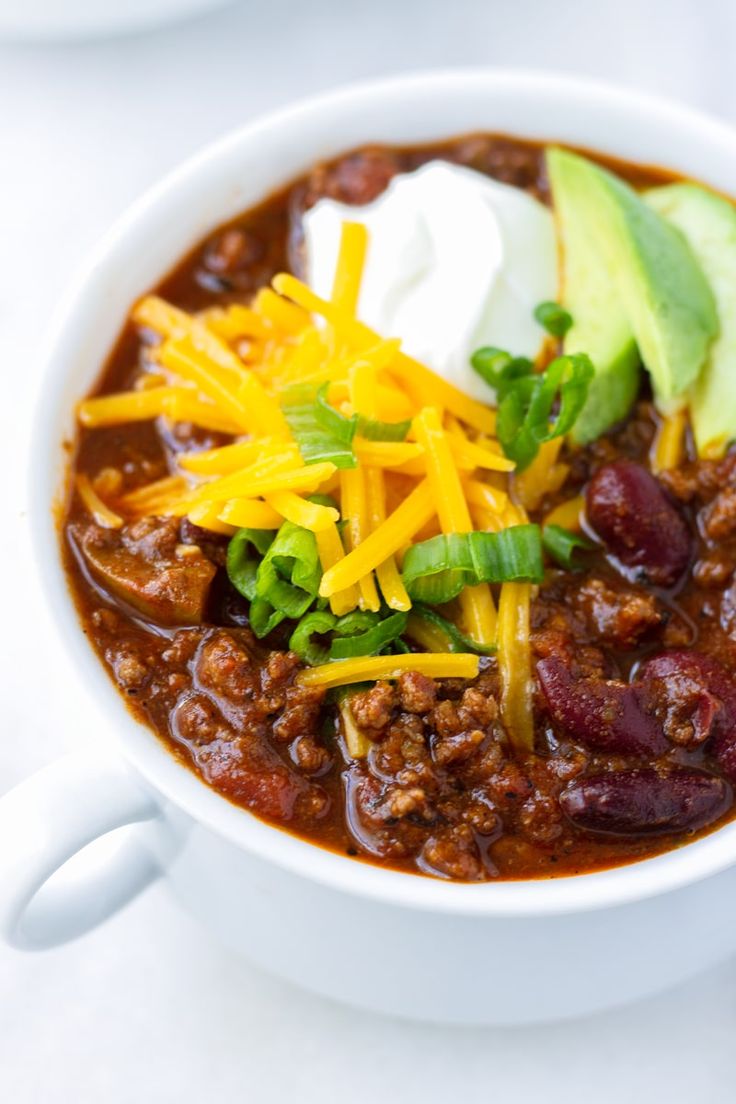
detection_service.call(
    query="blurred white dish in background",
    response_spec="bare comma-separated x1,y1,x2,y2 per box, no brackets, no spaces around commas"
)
305,161,556,401
0,0,231,41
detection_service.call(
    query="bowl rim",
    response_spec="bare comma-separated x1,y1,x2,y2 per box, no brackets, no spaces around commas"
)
32,66,736,918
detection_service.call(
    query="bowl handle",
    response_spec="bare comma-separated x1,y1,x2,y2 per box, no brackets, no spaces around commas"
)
0,751,162,950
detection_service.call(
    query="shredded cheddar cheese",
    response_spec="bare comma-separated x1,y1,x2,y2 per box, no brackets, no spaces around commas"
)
272,273,497,434
544,494,585,532
187,503,237,535
449,436,515,473
118,475,188,510
353,440,424,469
339,698,372,759
463,478,509,517
405,612,453,653
75,474,123,529
78,387,186,427
74,218,562,760
365,466,412,612
134,295,252,379
319,480,435,597
497,581,534,753
166,461,337,516
250,288,310,335
296,653,480,689
265,491,339,532
652,409,688,473
331,221,368,314
218,499,282,529
314,522,361,617
158,339,260,434
349,345,410,612
201,303,271,342
515,437,569,511
178,439,282,475
92,467,124,498
339,468,381,612
413,407,497,645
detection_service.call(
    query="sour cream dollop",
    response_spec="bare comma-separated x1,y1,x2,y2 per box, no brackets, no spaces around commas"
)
304,161,558,402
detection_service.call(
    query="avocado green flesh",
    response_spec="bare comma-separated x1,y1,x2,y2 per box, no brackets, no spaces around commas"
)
547,149,718,441
570,336,640,445
646,182,736,457
547,148,640,444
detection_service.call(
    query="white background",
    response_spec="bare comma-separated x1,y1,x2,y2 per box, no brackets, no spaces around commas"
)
3,0,736,1099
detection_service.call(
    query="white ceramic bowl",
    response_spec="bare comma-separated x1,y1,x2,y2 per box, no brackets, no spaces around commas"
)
3,70,736,1025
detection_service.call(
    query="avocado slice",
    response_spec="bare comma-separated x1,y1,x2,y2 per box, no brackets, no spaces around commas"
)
646,182,736,457
547,149,640,444
547,149,718,439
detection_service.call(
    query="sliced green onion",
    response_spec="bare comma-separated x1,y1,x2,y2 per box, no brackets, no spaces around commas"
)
226,528,274,601
329,610,408,660
408,605,496,655
401,525,544,604
256,521,321,616
470,346,534,399
289,608,409,665
248,598,286,639
471,341,593,471
355,414,411,441
329,610,378,636
496,353,594,470
530,354,593,439
226,526,288,638
534,301,573,338
315,384,358,443
282,382,357,469
237,520,322,638
542,524,594,570
288,610,336,665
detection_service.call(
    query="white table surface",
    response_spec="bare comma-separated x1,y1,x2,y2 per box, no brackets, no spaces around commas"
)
3,1,736,1099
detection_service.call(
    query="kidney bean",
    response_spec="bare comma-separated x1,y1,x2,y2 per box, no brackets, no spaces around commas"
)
560,768,731,836
639,650,736,779
304,150,400,208
203,227,265,276
585,460,692,587
536,656,668,756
